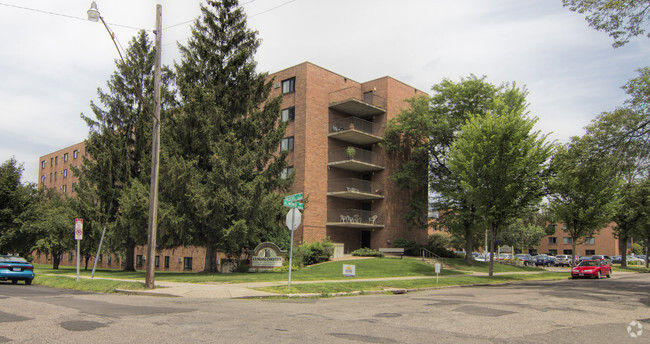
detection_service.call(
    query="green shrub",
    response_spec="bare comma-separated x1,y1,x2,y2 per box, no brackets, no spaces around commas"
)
351,248,384,257
427,233,456,258
290,239,334,267
393,238,422,256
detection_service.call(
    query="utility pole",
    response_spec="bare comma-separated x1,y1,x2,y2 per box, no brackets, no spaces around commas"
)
145,3,162,290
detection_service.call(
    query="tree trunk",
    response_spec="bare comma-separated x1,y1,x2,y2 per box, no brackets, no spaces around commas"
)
204,239,218,273
619,234,628,267
123,240,136,272
571,238,577,267
464,221,473,265
52,252,61,270
84,256,90,270
645,237,649,268
488,223,496,277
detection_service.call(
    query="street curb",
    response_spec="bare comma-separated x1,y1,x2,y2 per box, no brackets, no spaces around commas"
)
114,289,180,297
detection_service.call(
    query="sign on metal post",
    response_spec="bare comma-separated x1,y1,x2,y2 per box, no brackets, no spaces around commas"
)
284,192,303,202
74,219,83,282
285,207,302,291
283,199,304,210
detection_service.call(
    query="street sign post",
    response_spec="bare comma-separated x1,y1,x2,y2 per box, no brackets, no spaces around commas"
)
74,219,83,282
284,192,303,202
282,199,304,210
285,207,302,291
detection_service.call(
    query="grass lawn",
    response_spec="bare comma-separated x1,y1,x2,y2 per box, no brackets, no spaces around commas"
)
29,257,570,295
256,272,569,295
33,257,467,285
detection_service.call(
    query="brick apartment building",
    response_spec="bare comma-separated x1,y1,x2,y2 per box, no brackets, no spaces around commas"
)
33,62,428,271
532,222,623,257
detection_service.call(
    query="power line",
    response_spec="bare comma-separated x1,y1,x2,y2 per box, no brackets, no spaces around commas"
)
249,0,297,18
0,2,145,31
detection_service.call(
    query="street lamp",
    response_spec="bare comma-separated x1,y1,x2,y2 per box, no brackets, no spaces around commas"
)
87,1,162,290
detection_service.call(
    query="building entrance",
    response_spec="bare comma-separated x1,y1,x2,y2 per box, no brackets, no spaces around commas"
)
361,230,371,248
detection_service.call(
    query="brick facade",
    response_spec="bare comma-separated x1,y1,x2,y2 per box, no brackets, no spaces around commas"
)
533,222,621,256
34,62,428,270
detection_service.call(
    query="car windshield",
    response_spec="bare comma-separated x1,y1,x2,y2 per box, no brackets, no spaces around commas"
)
0,256,28,263
578,261,599,267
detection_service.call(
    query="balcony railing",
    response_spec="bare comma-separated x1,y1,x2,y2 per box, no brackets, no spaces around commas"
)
327,209,384,228
327,147,384,172
329,117,383,145
329,87,386,117
327,178,384,200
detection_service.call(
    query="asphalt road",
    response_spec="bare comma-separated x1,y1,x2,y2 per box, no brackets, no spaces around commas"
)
1,273,649,343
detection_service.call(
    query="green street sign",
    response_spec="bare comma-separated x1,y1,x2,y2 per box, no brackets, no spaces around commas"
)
284,192,303,202
283,199,304,210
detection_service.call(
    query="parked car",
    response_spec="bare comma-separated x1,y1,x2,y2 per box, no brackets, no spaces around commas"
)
611,255,622,264
571,260,612,279
590,255,612,265
514,254,534,266
0,255,35,285
533,255,555,267
555,255,573,267
496,254,513,261
577,256,593,262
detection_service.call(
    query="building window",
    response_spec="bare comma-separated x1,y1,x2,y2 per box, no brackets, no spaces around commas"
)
51,157,54,166
585,250,595,255
42,160,46,169
548,237,557,245
63,169,67,178
585,237,595,245
73,150,79,159
563,249,573,255
563,224,567,230
41,175,45,184
281,137,294,152
183,257,193,270
281,166,294,179
50,173,52,182
55,156,58,165
72,182,77,192
155,256,160,268
62,185,67,193
98,254,103,263
563,237,572,244
108,256,112,265
282,77,295,94
54,172,57,180
281,107,295,122
63,153,68,162
136,255,143,267
548,249,557,256
164,256,170,268
69,252,74,261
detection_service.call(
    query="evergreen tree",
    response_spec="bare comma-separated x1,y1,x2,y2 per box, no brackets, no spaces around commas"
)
76,30,174,271
0,158,38,256
165,0,291,272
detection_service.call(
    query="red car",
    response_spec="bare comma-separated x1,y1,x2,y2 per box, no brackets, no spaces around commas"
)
571,260,612,279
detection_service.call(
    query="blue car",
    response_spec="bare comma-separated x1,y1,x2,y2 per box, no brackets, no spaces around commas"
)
0,255,35,285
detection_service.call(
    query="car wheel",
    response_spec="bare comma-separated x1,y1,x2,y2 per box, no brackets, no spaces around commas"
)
25,279,32,285
596,271,601,279
607,270,612,278
11,279,17,284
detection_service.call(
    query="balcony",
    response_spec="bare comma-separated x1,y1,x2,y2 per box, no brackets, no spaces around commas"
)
329,117,383,145
327,178,384,200
327,147,384,172
329,87,386,118
327,209,384,229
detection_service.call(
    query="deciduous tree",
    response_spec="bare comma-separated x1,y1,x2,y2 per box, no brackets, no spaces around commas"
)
447,107,553,276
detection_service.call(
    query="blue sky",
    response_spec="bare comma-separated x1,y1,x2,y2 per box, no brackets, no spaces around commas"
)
1,0,649,184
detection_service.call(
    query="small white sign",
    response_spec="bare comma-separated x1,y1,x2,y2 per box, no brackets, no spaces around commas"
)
285,208,301,231
343,264,356,277
74,218,83,240
435,263,441,274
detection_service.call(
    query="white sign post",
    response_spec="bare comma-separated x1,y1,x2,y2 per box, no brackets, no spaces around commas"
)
285,207,301,291
74,219,83,282
435,263,441,285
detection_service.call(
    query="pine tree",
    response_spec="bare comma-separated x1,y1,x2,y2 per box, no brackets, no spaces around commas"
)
164,0,291,272
76,30,174,271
